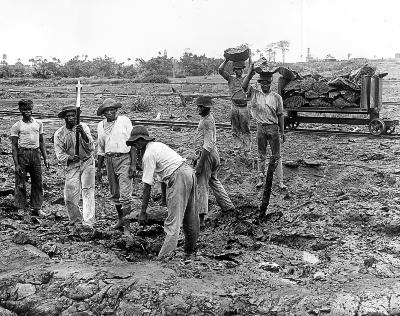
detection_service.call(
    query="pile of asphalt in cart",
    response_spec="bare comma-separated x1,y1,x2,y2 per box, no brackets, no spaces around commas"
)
281,64,387,109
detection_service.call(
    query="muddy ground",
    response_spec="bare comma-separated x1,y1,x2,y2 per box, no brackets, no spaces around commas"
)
1,75,400,315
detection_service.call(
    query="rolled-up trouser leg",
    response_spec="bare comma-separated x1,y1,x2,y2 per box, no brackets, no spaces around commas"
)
81,159,95,227
114,154,133,216
64,165,83,224
159,164,196,257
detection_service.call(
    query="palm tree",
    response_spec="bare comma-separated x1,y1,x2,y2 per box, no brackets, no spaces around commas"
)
276,40,290,63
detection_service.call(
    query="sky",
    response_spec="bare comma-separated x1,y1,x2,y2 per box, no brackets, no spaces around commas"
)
1,0,400,64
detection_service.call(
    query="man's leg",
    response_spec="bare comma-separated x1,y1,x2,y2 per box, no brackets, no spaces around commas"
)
81,159,96,228
106,157,123,229
158,165,193,258
196,155,212,228
230,105,242,150
182,165,199,254
14,151,28,210
209,156,235,211
29,150,44,212
256,125,268,188
64,165,83,227
115,154,133,233
238,106,252,153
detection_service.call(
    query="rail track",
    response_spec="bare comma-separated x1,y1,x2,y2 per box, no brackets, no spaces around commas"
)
1,109,399,138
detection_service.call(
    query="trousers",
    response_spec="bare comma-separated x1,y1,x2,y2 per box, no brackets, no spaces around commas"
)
158,163,199,258
14,148,43,210
196,152,234,215
64,157,95,227
230,104,251,152
256,124,281,175
105,153,133,213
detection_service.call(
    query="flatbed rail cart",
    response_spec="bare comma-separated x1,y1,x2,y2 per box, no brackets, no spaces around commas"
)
279,75,399,135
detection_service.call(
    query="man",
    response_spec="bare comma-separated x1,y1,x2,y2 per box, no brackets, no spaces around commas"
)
126,125,199,258
218,59,251,154
10,99,49,216
242,64,286,188
54,104,96,234
96,98,136,234
193,95,235,229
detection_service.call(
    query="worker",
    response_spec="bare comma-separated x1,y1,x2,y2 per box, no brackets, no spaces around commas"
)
126,125,199,258
218,59,251,155
96,98,136,235
242,64,286,189
193,95,235,229
10,99,49,217
54,104,96,235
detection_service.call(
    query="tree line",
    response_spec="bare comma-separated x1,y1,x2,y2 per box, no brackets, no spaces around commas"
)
0,52,226,81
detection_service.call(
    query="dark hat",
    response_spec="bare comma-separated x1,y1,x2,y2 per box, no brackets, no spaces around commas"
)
258,72,274,82
196,95,213,108
126,125,155,146
232,60,246,69
58,104,80,118
97,98,122,116
18,99,33,109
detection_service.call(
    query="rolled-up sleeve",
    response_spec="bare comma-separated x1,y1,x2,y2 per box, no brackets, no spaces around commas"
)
276,94,284,116
97,122,105,156
54,130,69,165
81,123,94,153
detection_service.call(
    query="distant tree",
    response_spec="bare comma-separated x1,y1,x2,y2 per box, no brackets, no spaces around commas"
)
347,53,351,60
179,52,223,76
29,56,63,78
265,42,277,62
136,56,173,77
276,40,290,63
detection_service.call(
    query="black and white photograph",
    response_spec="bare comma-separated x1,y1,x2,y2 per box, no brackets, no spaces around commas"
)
1,0,400,315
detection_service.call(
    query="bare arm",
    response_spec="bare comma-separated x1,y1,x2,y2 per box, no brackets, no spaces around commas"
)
10,136,21,174
39,134,49,168
128,146,137,178
218,59,230,81
278,114,286,143
138,183,152,225
242,62,256,91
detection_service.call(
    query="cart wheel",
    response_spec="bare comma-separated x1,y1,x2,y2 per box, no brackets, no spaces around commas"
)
385,126,396,134
369,119,386,135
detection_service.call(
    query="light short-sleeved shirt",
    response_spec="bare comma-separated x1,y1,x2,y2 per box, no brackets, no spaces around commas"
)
245,84,283,125
97,115,132,156
142,142,185,186
10,118,43,149
193,114,218,156
54,122,94,165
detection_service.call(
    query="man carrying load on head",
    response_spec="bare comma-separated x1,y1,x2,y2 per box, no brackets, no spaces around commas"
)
218,58,252,154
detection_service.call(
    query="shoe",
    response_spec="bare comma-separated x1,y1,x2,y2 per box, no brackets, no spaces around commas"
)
113,205,124,230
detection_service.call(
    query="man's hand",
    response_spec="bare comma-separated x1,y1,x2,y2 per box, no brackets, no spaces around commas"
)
96,169,103,183
138,212,148,226
67,155,79,166
43,159,50,169
75,124,84,135
281,133,286,144
15,165,23,176
128,165,136,179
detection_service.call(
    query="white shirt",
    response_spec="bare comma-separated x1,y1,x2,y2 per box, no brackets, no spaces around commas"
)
142,142,186,186
245,85,283,125
10,118,43,149
97,115,132,156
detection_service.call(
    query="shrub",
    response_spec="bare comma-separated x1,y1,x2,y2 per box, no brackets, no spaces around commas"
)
136,74,170,83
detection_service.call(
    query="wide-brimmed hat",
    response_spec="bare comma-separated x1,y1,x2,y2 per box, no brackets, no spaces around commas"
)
232,60,246,69
196,95,213,108
58,104,80,118
96,98,122,116
258,72,274,82
126,125,155,146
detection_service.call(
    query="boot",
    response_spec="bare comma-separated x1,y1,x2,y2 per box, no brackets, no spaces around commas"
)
113,205,124,230
256,173,265,188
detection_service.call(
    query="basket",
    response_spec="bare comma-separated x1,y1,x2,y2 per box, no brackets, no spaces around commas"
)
224,45,250,62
